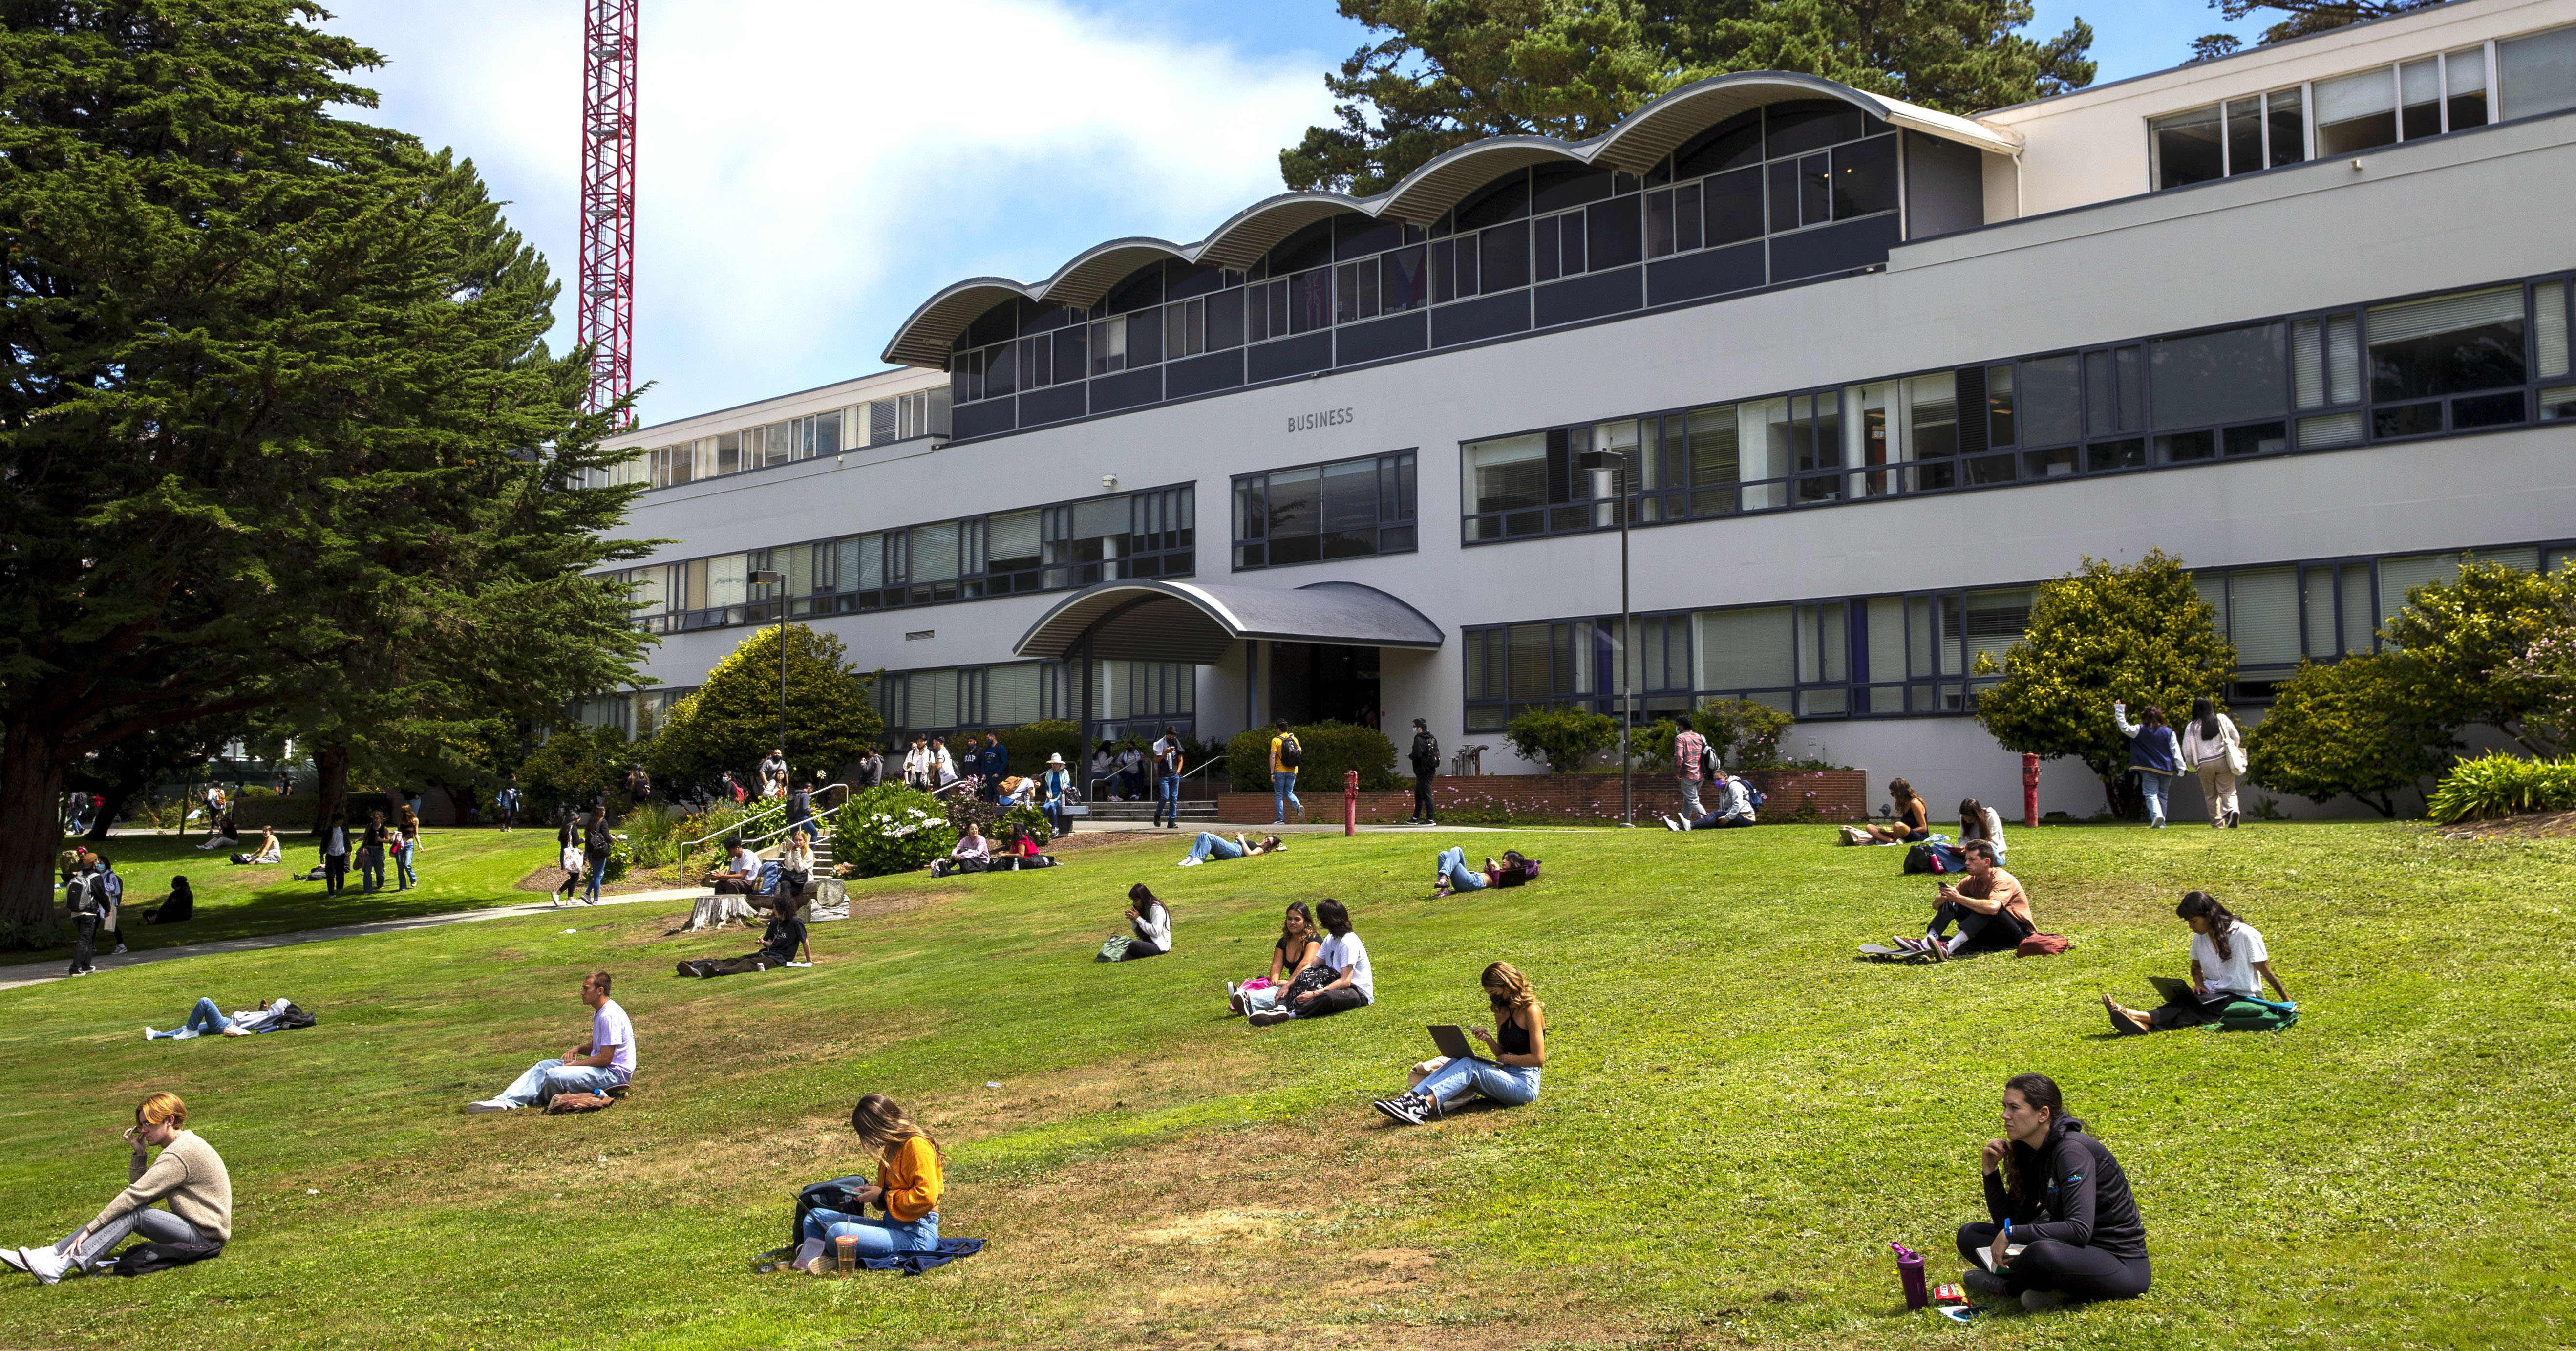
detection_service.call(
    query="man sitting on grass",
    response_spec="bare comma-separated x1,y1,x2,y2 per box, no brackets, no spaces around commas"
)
1899,840,2034,960
678,900,808,978
467,971,636,1113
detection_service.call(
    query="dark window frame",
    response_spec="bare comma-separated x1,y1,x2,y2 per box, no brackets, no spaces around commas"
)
1232,450,1420,571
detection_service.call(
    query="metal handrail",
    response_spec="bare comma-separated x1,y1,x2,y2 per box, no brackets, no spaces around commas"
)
1179,754,1226,779
678,782,848,875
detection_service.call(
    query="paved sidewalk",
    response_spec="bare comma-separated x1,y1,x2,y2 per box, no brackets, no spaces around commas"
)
0,888,707,994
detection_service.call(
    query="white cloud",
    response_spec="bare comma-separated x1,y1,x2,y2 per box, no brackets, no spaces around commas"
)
320,0,1333,423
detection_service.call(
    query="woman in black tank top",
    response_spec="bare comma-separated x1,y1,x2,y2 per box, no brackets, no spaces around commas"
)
1373,962,1547,1126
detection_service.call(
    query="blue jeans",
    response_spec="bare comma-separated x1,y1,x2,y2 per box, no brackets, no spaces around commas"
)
57,1205,200,1272
188,997,230,1034
1241,983,1285,1011
584,849,608,903
803,1207,938,1255
2139,772,2172,827
1157,773,1181,824
1683,810,1756,829
1272,772,1301,822
360,848,384,891
1437,846,1487,891
395,845,417,890
496,1057,623,1107
1416,1056,1541,1109
1188,832,1245,862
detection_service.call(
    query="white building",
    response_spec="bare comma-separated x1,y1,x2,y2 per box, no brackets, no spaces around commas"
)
590,0,2576,818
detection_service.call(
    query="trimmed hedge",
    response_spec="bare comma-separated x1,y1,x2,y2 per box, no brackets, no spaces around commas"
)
1226,722,1399,793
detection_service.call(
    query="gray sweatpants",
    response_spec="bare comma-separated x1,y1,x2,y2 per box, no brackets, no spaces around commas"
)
57,1205,202,1271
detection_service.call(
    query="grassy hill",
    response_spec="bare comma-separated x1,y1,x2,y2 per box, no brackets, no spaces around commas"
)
0,821,2567,1349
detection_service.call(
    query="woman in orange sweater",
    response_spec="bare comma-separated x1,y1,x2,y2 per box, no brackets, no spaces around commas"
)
794,1094,944,1271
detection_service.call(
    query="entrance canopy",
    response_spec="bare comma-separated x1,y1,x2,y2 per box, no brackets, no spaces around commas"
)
1013,580,1444,664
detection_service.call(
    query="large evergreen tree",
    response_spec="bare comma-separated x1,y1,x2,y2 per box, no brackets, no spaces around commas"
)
1282,0,2097,194
0,0,650,923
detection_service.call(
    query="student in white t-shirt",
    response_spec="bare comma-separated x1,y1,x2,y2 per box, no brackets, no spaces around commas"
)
466,971,637,1111
1251,898,1370,1024
2103,891,2289,1033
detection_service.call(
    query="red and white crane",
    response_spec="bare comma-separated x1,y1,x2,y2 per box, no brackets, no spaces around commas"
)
576,0,638,420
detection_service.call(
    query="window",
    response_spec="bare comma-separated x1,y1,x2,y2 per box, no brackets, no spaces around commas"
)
2500,22,2576,121
2149,322,2287,460
2153,87,2304,189
2317,67,2398,154
1460,433,1549,541
1235,451,1416,569
2367,286,2527,436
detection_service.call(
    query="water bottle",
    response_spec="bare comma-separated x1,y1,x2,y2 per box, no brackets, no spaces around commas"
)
835,1234,857,1273
1891,1241,1928,1310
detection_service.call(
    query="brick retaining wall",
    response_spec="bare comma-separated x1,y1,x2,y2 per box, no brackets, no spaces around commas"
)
1218,770,1866,825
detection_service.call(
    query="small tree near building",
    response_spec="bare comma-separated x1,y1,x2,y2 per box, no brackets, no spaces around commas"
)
1973,550,2235,818
646,626,881,798
2244,653,2449,817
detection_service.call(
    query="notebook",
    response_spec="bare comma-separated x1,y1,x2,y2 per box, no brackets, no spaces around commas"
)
1971,1242,2027,1272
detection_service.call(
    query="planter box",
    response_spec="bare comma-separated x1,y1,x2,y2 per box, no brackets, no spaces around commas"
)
1216,770,1867,825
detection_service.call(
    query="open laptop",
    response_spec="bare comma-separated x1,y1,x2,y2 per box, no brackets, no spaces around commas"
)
1427,1025,1489,1064
2150,975,2230,1005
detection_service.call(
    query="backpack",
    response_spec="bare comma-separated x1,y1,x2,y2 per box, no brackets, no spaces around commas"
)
111,1240,223,1276
2015,933,2072,957
791,1174,875,1249
275,1002,317,1030
1277,733,1302,769
1735,776,1765,809
1410,733,1440,775
1902,843,1947,875
545,1091,617,1114
1699,745,1723,781
65,874,96,916
2207,997,2299,1032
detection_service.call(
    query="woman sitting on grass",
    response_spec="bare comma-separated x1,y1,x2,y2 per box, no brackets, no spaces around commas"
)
1846,777,1929,845
993,825,1056,870
1229,901,1322,1015
1249,898,1370,1024
0,1091,230,1283
1958,797,2007,863
927,823,990,878
1174,831,1281,867
2103,891,2289,1033
1374,961,1546,1125
1101,883,1171,961
792,1094,943,1272
1957,1073,2150,1311
229,825,282,866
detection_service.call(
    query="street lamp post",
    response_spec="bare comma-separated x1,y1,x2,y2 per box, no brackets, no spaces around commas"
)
1575,446,1634,827
748,569,788,766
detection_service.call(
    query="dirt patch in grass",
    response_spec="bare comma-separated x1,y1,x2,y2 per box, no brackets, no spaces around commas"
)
513,864,689,896
2432,809,2576,840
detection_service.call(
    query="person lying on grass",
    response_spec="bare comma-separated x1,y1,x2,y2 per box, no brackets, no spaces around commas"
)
467,970,635,1114
1431,846,1503,896
1887,840,2033,960
1101,883,1171,961
1229,901,1323,1015
1249,898,1369,1024
2103,891,2290,1034
1957,1072,2150,1312
678,899,808,978
146,997,298,1039
1375,961,1547,1126
790,1094,945,1273
1175,831,1281,867
0,1092,229,1284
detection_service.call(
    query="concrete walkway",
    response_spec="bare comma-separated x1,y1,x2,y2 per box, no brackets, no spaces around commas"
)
0,888,708,994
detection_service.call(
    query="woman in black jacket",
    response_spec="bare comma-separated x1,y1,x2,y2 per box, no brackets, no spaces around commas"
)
1957,1073,2150,1311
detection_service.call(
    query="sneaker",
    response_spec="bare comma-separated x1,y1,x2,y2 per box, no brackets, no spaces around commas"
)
1224,981,1241,1014
1661,815,1680,831
112,944,126,954
465,1099,520,1114
142,1027,158,1040
2225,810,2241,829
2020,1289,2066,1312
1175,856,1201,867
1961,1268,2010,1296
1423,819,1437,828
22,1246,68,1284
1246,1007,1292,1027
0,1248,25,1274
1372,1094,1427,1126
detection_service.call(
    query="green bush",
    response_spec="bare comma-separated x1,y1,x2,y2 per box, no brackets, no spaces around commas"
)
1225,722,1400,792
1700,698,1797,768
603,835,634,883
1632,718,1679,772
942,794,1054,846
997,720,1083,779
618,803,690,869
2425,752,2576,823
0,919,72,952
2245,653,2450,817
1504,708,1620,774
831,783,959,878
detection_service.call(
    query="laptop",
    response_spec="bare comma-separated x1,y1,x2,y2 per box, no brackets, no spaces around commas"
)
1426,1025,1489,1064
2149,975,2229,1005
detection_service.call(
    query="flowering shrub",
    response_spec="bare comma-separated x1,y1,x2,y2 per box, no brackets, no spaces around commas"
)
833,784,959,877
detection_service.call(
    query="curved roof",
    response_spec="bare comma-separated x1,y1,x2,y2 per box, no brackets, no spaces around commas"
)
1014,579,1445,664
884,71,2021,367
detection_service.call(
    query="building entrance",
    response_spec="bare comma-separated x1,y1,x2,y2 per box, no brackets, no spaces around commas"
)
1270,643,1381,730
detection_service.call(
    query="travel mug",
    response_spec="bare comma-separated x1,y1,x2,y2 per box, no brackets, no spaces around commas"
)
1891,1241,1928,1310
835,1235,857,1273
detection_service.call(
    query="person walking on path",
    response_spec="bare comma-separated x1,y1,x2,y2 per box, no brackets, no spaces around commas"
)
467,971,636,1113
2179,697,2245,829
321,813,351,896
580,806,613,905
393,807,422,891
1268,720,1304,826
496,776,522,833
1406,718,1440,826
1151,726,1185,829
64,860,101,978
2,1092,230,1283
2111,702,2185,828
1672,713,1709,821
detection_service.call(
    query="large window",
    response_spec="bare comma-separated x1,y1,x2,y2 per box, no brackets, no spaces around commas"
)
1642,99,1898,262
873,660,1195,744
1457,270,2572,545
594,389,949,492
609,483,1193,634
1234,451,1416,569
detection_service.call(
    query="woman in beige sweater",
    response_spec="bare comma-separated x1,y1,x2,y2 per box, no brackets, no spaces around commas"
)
5,1092,230,1282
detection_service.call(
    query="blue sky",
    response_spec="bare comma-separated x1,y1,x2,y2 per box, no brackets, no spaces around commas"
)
315,0,2278,429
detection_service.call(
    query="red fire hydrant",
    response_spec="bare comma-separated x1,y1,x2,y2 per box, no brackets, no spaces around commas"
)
2021,752,2041,829
1344,769,1359,836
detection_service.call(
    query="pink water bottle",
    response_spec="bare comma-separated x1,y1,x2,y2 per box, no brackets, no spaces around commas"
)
1891,1241,1928,1310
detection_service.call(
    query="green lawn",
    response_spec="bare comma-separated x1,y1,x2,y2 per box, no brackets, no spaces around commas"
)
0,822,2568,1349
25,829,573,956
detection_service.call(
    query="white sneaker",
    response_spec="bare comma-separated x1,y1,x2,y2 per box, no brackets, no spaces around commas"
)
0,1248,24,1273
1661,815,1680,831
1175,856,1201,867
23,1246,68,1283
112,944,126,954
465,1099,520,1114
142,1027,158,1040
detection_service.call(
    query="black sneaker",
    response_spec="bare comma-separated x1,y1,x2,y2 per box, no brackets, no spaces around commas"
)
1962,1268,2011,1296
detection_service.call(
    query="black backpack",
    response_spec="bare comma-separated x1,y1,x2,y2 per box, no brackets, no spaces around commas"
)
1411,733,1441,774
1277,733,1302,769
275,1002,317,1031
791,1174,875,1248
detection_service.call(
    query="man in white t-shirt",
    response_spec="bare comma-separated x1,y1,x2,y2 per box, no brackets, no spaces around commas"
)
468,971,638,1112
1251,899,1371,1024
